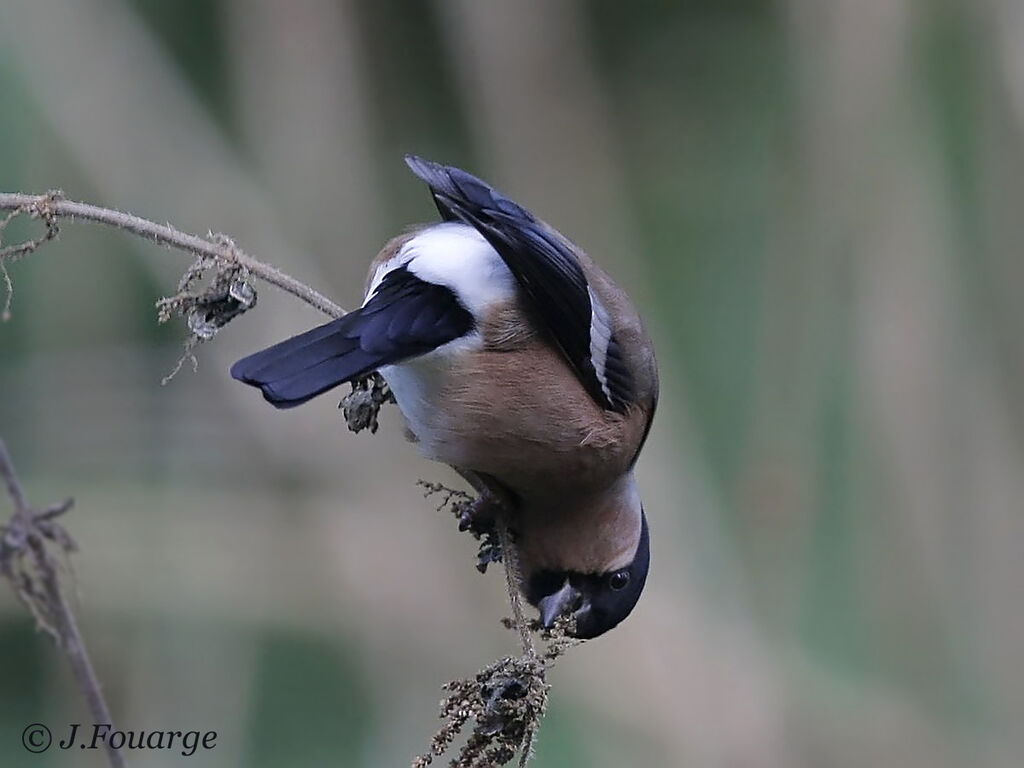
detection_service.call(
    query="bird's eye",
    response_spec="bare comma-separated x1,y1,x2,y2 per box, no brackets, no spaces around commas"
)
608,570,630,591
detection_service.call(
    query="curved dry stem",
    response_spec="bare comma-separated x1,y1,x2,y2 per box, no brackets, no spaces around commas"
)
0,192,345,318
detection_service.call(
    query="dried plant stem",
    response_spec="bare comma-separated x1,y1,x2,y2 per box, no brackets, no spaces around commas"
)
418,472,551,767
496,520,541,768
0,438,127,768
452,468,536,659
0,192,344,318
496,521,534,658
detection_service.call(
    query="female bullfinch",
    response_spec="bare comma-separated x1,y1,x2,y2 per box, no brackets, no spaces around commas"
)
231,156,658,638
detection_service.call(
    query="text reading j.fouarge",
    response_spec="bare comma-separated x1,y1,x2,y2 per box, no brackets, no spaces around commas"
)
22,723,216,756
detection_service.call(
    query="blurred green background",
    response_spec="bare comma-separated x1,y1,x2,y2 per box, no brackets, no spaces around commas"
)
1,0,1022,766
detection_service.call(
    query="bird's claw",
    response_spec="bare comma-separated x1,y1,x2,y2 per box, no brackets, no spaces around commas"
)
457,494,498,536
419,480,511,573
455,492,511,573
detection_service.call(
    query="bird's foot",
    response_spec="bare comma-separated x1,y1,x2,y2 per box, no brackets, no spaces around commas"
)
457,493,499,535
455,488,510,573
418,480,510,573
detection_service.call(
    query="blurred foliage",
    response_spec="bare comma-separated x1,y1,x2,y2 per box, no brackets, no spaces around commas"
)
247,633,373,768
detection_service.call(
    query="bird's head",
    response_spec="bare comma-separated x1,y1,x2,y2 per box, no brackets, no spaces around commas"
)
522,511,649,639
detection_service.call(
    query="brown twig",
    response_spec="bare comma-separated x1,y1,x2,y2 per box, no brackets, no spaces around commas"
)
495,520,534,659
0,191,344,318
416,474,581,767
0,438,127,768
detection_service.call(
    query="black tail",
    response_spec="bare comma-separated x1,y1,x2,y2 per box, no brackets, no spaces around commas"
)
230,314,385,408
230,266,474,408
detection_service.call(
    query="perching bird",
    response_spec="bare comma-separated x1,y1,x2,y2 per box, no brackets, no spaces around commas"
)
231,156,658,639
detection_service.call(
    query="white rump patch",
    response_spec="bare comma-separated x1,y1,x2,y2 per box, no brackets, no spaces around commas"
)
364,223,516,317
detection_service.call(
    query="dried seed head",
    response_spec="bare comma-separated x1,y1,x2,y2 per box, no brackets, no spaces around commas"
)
340,373,395,434
157,258,257,383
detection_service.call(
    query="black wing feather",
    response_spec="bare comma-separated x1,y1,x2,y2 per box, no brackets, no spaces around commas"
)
405,155,621,412
231,267,473,408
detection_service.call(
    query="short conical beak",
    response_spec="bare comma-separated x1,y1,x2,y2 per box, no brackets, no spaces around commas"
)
538,579,583,629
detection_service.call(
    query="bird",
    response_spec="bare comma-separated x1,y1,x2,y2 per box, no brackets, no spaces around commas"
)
230,156,658,639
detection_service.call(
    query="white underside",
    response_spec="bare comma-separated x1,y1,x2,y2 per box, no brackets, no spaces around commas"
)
377,335,478,451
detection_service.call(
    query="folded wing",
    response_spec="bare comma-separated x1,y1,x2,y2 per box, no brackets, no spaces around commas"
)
404,155,630,412
230,266,474,408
